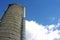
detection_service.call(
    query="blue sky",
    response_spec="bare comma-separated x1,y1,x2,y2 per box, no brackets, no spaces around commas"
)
0,0,60,25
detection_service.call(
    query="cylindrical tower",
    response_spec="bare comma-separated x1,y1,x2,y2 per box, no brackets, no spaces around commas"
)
0,4,24,40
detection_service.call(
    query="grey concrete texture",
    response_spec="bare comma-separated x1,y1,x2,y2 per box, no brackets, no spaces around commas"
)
0,4,24,40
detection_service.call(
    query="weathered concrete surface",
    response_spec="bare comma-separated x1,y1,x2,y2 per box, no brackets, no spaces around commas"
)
0,4,23,40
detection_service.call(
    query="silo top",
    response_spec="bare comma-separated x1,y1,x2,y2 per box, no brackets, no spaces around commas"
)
0,4,24,22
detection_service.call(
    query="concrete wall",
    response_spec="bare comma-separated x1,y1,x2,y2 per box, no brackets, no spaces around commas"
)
0,4,23,40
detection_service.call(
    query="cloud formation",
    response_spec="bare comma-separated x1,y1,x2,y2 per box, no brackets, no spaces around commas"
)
26,20,60,40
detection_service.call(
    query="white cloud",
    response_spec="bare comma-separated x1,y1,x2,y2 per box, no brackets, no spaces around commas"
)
25,20,60,40
48,24,55,30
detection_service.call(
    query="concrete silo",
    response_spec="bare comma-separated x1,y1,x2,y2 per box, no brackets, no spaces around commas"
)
0,4,25,40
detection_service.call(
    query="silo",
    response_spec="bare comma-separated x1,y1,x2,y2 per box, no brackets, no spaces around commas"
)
0,4,24,40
